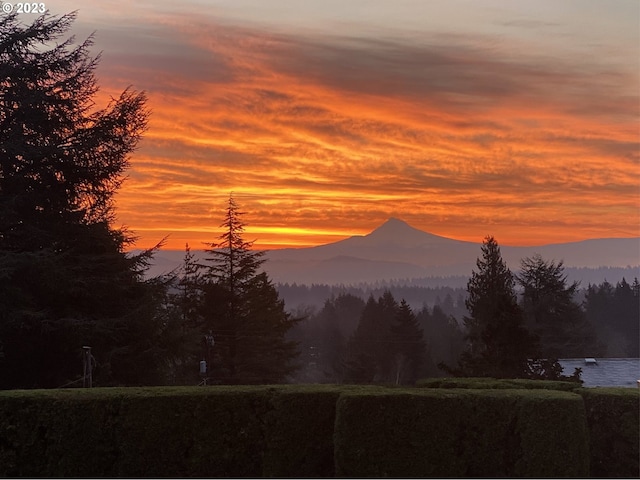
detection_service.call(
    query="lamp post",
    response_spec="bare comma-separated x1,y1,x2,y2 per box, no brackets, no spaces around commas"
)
199,332,215,385
82,346,93,388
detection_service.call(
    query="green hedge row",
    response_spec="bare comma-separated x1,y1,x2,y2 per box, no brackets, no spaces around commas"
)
0,384,636,477
0,385,348,477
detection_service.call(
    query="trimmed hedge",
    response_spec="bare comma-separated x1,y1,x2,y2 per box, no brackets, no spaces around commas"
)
0,385,351,478
261,385,346,477
579,388,640,478
416,376,581,391
0,387,273,477
334,388,589,477
415,378,640,478
114,387,271,477
0,384,635,477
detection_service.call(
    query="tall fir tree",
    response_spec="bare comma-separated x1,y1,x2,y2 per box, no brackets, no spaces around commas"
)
454,236,537,379
389,299,426,384
0,12,170,388
201,195,300,384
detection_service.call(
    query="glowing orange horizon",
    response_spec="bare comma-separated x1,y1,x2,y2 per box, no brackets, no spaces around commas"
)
124,218,640,252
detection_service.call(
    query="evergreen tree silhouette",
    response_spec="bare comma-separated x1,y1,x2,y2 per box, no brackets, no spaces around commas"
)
0,12,172,388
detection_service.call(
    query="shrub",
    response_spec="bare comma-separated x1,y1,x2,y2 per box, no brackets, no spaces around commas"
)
0,389,122,477
115,386,272,477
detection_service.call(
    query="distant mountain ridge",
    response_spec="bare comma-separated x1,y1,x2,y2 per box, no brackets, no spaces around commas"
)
140,218,640,285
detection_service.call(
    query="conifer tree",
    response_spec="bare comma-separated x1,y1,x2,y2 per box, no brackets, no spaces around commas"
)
518,254,600,358
390,300,426,384
201,195,300,383
454,236,537,378
0,12,167,388
178,243,204,328
160,243,207,385
298,293,364,383
417,305,466,376
585,278,640,357
344,293,396,383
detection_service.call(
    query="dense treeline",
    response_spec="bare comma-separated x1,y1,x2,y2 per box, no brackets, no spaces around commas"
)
286,239,638,383
585,278,639,357
276,265,639,312
277,282,468,316
288,293,466,384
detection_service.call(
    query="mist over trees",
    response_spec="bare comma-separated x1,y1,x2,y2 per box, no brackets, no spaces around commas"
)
342,293,427,384
288,291,466,384
277,282,469,315
286,238,632,384
585,278,639,358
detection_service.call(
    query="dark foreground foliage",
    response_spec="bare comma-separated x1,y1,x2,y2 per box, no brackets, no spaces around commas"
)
0,12,173,388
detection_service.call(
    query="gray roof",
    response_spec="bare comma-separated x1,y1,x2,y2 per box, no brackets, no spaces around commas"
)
558,358,640,388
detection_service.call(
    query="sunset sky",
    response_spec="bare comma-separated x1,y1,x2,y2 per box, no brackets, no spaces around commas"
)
40,0,640,249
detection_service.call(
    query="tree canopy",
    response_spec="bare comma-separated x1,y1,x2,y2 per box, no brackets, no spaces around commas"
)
518,254,600,358
0,12,147,251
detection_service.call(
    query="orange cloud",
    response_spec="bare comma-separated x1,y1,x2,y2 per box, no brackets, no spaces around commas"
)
89,14,639,250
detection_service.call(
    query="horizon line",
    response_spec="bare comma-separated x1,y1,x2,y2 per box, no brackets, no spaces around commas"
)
125,216,640,252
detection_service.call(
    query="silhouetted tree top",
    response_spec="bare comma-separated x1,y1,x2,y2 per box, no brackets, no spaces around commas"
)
518,254,599,358
203,195,266,292
0,11,148,252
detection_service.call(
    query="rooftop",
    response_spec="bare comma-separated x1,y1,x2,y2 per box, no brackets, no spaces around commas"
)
558,358,640,388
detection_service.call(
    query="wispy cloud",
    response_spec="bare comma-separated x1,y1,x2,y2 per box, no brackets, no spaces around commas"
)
89,10,639,248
